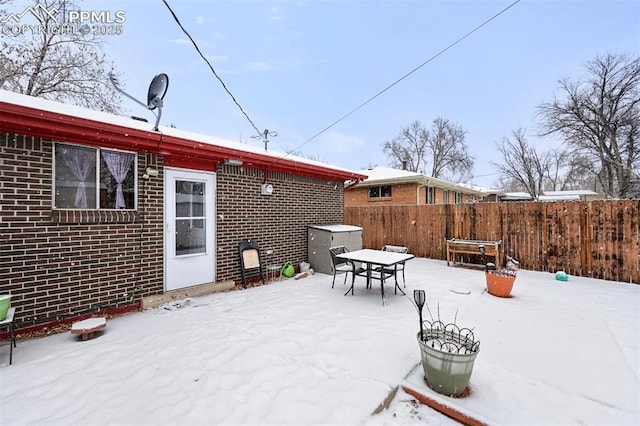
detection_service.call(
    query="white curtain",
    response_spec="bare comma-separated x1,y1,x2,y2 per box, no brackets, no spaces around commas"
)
61,146,96,209
102,151,134,209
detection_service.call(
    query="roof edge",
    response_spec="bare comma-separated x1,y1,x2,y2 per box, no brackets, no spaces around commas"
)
0,96,366,182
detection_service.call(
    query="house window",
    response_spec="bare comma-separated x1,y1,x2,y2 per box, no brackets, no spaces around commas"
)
54,143,136,210
455,192,462,204
443,190,449,204
426,186,435,204
369,185,392,199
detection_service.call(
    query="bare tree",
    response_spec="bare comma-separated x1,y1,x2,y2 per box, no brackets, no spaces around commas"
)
493,131,607,195
284,147,326,163
492,128,549,198
538,53,640,198
491,175,522,193
545,147,594,191
382,118,474,182
429,117,474,183
0,0,123,113
382,120,429,173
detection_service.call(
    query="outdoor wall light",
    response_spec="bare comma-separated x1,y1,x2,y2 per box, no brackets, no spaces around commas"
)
414,289,426,340
223,158,243,167
143,167,159,179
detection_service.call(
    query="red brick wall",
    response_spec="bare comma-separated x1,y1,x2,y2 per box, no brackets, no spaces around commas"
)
1,133,344,330
345,183,477,206
344,183,474,207
345,183,418,206
215,165,345,281
0,134,164,328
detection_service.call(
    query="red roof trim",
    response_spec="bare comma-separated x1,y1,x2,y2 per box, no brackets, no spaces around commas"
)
0,100,366,182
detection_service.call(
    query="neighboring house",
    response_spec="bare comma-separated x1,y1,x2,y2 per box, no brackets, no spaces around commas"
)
482,190,600,202
0,90,365,332
344,166,485,206
539,190,599,202
489,191,533,202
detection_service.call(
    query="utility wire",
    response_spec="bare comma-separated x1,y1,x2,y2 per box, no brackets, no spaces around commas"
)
272,0,521,165
162,0,262,137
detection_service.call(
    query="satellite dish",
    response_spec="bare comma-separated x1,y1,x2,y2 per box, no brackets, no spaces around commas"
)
108,72,169,131
147,74,169,110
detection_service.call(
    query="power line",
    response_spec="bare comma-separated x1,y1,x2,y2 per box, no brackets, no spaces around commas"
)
161,0,262,137
274,0,521,164
473,172,500,178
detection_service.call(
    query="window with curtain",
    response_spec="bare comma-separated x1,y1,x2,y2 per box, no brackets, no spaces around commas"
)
54,143,136,209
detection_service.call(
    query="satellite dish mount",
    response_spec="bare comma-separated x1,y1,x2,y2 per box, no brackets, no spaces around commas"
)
109,73,169,131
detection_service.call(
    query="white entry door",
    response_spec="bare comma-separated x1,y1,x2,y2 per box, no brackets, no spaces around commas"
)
165,168,215,291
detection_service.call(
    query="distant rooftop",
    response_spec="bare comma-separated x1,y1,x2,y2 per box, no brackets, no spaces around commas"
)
499,189,600,202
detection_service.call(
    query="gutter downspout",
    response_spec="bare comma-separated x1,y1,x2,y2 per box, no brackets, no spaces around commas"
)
417,180,429,204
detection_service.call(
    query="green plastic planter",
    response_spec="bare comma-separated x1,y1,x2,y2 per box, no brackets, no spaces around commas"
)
0,294,11,321
416,329,480,397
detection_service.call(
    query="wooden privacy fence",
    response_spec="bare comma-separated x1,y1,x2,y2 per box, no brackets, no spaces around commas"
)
344,200,640,284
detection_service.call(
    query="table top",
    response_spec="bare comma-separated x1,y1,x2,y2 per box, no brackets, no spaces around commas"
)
336,249,414,266
0,307,15,325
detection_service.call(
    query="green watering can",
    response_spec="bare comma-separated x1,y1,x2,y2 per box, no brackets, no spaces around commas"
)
281,262,295,278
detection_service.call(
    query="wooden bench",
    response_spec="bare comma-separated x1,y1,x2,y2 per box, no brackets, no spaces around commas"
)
71,317,107,341
446,239,502,267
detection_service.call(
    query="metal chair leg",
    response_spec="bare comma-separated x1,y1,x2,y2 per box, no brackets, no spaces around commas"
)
344,273,356,296
9,323,14,365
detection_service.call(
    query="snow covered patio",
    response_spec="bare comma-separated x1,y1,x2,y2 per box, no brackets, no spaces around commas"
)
1,258,638,425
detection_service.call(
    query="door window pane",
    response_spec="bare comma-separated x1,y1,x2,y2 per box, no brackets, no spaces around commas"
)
175,180,206,256
175,181,205,217
175,219,206,255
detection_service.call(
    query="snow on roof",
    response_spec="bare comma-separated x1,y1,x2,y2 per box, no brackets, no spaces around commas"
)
308,224,362,232
539,195,581,201
0,90,358,176
456,182,500,194
354,166,484,195
501,192,534,200
357,166,423,182
500,190,599,201
543,190,598,196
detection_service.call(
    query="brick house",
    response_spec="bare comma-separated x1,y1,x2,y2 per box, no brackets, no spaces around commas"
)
345,166,484,206
0,90,364,333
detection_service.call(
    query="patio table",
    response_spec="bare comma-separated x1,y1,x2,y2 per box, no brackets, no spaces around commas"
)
336,249,414,305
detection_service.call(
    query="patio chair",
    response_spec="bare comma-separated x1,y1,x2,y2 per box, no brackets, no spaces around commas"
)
380,245,409,291
239,239,265,288
328,246,359,288
0,307,16,365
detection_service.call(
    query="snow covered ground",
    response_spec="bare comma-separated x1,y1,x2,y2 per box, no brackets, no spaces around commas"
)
1,258,638,425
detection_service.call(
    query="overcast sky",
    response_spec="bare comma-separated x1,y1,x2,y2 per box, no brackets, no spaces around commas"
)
9,0,640,187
